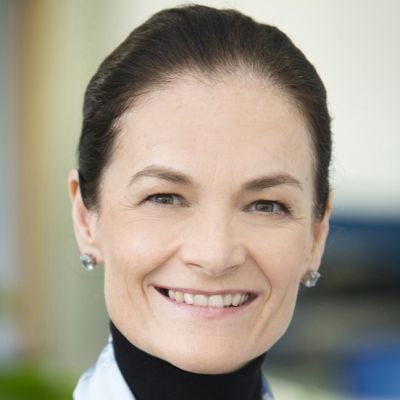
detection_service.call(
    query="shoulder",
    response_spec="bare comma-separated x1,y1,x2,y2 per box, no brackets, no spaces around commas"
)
262,373,275,400
73,335,134,400
73,335,274,400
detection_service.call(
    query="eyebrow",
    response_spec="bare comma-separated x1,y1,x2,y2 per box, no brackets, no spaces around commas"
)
128,164,302,192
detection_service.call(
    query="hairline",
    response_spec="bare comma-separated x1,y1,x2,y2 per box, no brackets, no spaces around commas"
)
94,67,320,218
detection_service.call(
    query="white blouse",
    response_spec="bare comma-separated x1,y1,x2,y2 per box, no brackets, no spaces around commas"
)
73,335,274,400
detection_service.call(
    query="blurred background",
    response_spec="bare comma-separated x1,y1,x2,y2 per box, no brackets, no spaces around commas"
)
1,0,399,399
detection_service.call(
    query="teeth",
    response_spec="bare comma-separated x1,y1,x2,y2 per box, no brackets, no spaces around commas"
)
194,294,208,306
183,293,194,305
232,293,241,306
165,290,251,308
223,294,232,306
175,291,184,303
240,293,249,305
208,295,224,308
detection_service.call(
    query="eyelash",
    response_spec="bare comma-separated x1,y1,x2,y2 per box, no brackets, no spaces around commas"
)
142,192,291,216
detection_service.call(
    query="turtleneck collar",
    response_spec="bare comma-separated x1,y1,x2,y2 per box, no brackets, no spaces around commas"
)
110,321,267,400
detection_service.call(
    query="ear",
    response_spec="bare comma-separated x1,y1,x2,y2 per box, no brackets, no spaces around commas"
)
305,192,333,273
68,169,103,264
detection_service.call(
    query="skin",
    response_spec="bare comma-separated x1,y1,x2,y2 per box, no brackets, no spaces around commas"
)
69,72,331,374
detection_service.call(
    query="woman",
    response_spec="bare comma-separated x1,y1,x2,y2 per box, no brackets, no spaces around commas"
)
69,4,332,400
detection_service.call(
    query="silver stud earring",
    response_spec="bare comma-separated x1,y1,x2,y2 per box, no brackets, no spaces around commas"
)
302,271,321,288
80,253,96,271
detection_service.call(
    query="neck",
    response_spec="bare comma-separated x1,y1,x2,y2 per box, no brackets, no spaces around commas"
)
110,321,266,400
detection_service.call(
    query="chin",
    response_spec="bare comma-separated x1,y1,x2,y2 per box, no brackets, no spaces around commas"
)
159,342,255,375
170,355,246,375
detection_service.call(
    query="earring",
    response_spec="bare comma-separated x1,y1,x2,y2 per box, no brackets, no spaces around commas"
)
80,253,96,271
302,271,321,288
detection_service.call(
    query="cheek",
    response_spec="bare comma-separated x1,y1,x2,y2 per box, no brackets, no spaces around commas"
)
252,225,312,287
101,211,175,268
101,212,181,300
256,226,312,333
101,213,180,333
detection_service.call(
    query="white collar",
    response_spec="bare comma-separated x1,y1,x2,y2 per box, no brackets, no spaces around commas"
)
73,335,274,400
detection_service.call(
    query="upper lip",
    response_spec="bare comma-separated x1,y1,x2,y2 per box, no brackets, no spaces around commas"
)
154,286,257,297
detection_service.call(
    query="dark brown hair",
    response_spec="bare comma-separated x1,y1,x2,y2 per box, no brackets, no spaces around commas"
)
78,4,331,219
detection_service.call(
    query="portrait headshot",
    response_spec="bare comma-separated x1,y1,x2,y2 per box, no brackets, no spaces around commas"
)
1,1,399,400
69,4,332,399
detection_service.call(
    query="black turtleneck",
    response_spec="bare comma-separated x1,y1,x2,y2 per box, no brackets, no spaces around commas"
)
110,321,267,400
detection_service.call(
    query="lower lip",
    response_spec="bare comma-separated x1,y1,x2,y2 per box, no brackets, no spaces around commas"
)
154,288,257,320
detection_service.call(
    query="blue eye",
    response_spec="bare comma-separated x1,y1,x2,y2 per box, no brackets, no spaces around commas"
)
247,200,289,215
142,194,290,215
145,193,184,206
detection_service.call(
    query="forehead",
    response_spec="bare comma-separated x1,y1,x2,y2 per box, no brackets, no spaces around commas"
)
112,73,313,190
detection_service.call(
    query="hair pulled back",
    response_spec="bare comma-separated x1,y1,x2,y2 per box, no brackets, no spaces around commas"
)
78,4,331,219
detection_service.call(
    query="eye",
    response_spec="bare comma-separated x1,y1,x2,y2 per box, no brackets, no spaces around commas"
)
144,192,185,207
246,200,290,215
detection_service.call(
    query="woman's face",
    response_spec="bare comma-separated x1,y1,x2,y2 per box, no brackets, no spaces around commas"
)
70,73,330,374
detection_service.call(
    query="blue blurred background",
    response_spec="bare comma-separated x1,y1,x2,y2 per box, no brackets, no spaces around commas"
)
1,1,399,399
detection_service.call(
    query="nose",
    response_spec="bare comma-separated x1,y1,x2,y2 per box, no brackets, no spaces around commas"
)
179,209,246,277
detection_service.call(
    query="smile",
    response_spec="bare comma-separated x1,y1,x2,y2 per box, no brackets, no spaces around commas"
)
156,287,255,308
